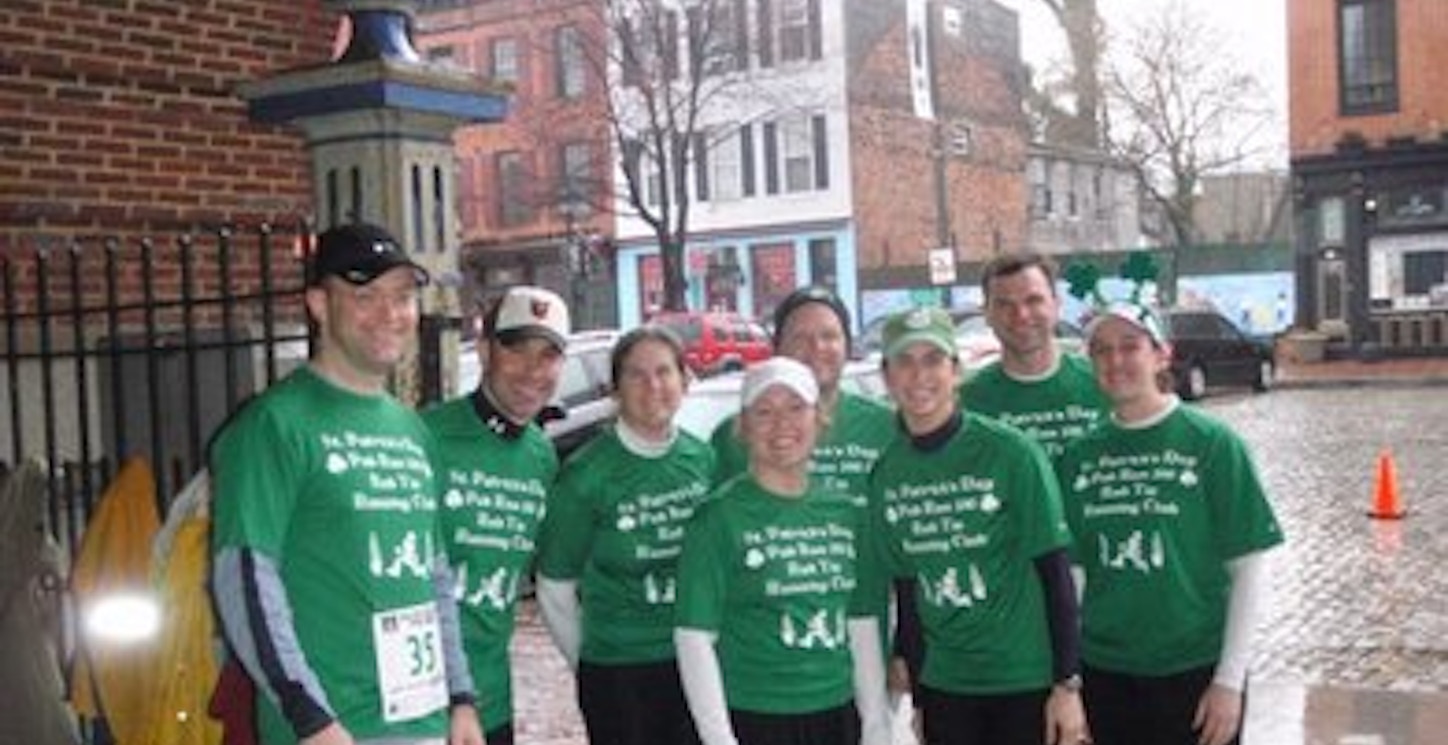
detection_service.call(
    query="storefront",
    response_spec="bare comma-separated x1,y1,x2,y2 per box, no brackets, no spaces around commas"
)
1292,139,1448,356
615,222,859,330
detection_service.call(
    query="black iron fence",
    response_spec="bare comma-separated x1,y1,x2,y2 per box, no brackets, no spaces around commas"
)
1,223,314,557
1,222,467,743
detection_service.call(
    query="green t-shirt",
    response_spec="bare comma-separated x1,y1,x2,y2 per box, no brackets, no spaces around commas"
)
1056,402,1284,676
959,353,1108,461
865,413,1071,694
211,367,448,743
422,397,558,730
674,477,873,714
536,427,716,663
711,390,896,507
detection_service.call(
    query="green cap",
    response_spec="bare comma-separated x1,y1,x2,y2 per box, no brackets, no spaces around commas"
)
883,307,957,359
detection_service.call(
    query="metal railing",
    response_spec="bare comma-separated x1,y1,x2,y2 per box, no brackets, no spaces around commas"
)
2,223,313,555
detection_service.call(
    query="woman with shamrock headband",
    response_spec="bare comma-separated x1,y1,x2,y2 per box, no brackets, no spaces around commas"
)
1056,294,1283,745
674,357,891,745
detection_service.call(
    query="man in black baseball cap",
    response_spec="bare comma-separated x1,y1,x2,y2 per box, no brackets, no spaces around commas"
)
306,222,430,288
211,218,486,745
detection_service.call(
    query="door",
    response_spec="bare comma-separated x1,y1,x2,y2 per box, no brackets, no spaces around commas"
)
1317,257,1348,338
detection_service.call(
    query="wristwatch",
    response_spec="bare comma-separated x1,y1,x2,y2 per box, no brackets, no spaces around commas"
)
1054,673,1083,693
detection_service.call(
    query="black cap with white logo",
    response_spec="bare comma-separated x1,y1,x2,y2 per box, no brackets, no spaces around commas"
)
306,223,430,288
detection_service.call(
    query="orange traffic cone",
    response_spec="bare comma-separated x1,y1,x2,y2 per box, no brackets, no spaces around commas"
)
1368,449,1406,520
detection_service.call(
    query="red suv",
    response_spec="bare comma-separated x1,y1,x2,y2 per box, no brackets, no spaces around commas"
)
651,311,772,377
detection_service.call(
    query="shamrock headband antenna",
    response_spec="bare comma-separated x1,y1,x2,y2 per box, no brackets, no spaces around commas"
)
1065,251,1161,310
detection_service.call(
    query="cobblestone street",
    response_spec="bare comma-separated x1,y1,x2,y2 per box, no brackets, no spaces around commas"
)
509,386,1448,744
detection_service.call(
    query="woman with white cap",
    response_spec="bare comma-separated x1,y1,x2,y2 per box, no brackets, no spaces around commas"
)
1056,301,1283,745
673,357,891,745
535,326,716,745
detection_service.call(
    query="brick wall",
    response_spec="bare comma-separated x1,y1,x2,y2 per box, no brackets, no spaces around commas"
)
1289,0,1448,156
0,0,336,312
847,0,1028,286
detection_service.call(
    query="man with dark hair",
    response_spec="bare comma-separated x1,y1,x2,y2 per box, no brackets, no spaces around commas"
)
423,285,570,745
711,286,894,507
962,252,1108,461
211,222,483,745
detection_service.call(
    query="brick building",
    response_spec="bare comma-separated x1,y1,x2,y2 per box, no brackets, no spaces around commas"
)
1289,0,1448,356
415,0,616,327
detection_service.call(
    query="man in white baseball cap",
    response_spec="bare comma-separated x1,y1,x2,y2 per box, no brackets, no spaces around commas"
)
422,285,570,745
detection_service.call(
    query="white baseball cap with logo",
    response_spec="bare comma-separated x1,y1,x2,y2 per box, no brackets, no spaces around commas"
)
488,286,571,350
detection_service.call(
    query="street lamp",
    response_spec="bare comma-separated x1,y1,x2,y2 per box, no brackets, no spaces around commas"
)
557,188,592,328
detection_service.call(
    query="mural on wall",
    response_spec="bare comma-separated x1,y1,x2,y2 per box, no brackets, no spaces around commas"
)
864,271,1294,339
1176,272,1295,334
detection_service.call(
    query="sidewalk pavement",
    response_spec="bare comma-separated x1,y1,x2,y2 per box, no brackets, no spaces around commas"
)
1248,683,1448,745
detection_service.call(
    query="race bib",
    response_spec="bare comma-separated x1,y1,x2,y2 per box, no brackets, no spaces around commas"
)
372,601,448,723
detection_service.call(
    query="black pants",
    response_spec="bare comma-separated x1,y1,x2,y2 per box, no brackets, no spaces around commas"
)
1082,663,1244,745
729,702,859,745
577,659,700,745
483,721,513,745
917,685,1048,745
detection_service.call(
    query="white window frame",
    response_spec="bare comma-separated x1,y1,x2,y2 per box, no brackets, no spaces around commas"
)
780,115,813,193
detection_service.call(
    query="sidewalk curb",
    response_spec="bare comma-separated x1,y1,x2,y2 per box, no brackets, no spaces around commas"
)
1275,376,1448,390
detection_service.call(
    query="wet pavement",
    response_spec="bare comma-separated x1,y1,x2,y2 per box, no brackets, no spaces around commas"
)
1209,387,1448,744
510,383,1448,745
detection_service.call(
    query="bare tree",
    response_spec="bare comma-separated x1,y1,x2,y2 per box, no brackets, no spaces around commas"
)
1028,0,1103,149
583,0,782,312
1102,1,1275,246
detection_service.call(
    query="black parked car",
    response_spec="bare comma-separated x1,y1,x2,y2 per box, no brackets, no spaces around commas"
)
1162,307,1276,400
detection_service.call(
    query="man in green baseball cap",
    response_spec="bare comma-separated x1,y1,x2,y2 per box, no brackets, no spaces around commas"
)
867,305,1089,745
882,306,958,360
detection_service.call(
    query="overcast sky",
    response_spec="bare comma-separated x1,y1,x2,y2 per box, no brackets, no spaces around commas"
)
998,0,1288,167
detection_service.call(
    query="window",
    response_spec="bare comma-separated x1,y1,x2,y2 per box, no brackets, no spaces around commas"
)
808,237,836,289
762,114,827,194
1403,250,1448,297
692,133,710,201
426,45,456,64
621,9,679,86
688,1,746,75
758,0,821,66
1028,160,1049,218
710,128,743,202
491,38,519,86
555,26,586,99
777,0,809,61
496,151,534,226
559,142,592,210
623,139,664,207
1339,0,1397,114
781,117,812,192
1067,164,1079,218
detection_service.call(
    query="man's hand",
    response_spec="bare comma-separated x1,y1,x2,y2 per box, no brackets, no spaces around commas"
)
300,722,354,745
1044,686,1090,745
449,703,486,745
1193,683,1243,745
887,656,912,694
